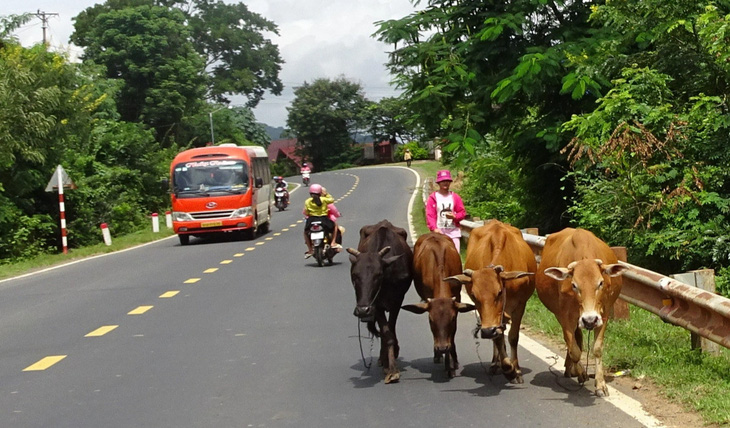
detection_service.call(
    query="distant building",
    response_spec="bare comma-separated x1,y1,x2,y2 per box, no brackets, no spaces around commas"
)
267,138,312,174
361,140,394,163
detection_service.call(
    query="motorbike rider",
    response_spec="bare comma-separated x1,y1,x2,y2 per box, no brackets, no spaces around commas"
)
273,176,289,205
300,162,311,175
302,183,341,258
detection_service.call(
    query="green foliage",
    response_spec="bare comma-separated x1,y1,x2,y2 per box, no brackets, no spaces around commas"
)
459,143,528,227
395,141,429,161
286,77,370,171
72,4,207,140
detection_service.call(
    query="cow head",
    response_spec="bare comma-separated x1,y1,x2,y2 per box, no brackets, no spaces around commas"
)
543,259,628,330
446,266,533,339
402,297,475,354
347,246,402,321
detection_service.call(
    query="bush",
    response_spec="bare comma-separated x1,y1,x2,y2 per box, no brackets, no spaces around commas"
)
395,141,429,161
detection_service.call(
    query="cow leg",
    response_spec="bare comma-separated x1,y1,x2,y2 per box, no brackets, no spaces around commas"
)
489,341,500,374
377,309,400,384
507,306,527,384
446,331,458,378
493,334,518,382
592,323,609,397
561,325,588,384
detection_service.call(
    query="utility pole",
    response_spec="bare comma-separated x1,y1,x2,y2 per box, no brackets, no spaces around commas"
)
34,10,59,46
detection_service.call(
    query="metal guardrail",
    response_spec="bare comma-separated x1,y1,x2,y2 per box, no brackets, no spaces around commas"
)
461,220,730,350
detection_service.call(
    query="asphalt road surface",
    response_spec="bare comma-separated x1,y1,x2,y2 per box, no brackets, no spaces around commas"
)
0,166,660,427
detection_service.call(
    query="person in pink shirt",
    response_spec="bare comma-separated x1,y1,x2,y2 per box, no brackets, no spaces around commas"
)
426,170,466,252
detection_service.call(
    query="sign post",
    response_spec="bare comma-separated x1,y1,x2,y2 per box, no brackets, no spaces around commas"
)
45,165,76,254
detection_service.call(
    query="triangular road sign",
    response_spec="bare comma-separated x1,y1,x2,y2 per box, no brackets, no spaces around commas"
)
45,165,76,192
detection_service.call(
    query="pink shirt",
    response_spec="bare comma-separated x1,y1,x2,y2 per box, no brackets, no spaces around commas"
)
426,191,466,237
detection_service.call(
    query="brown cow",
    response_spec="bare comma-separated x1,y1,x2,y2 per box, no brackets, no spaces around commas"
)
402,233,475,378
535,227,628,397
446,220,536,384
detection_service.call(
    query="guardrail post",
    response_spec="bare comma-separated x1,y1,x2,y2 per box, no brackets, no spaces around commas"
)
671,270,720,355
611,247,631,320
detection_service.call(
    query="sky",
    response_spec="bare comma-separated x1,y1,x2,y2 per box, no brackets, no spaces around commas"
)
4,0,421,127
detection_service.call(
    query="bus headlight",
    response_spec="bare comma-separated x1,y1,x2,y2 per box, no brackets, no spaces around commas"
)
173,211,194,222
232,207,253,218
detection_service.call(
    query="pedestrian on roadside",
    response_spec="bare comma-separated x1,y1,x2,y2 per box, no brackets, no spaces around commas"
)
404,148,412,167
426,170,466,252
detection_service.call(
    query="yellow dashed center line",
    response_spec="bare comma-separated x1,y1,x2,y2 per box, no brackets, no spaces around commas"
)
128,306,153,315
159,291,179,298
85,325,118,337
274,233,281,236
289,224,298,227
265,237,273,241
255,242,264,246
23,355,66,371
220,260,233,264
281,228,289,232
245,247,256,251
234,253,244,257
184,278,201,284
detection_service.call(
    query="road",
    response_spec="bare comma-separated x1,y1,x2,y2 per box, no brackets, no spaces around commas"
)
0,166,659,427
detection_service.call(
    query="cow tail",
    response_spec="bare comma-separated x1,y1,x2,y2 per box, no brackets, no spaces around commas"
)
367,320,380,338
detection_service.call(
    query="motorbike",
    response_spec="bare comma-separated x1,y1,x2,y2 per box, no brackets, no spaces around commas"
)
308,220,343,267
274,186,288,211
302,170,310,186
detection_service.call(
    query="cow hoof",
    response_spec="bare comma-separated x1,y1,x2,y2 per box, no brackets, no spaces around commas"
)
595,386,609,397
447,370,456,379
489,363,499,375
434,356,443,364
385,372,400,384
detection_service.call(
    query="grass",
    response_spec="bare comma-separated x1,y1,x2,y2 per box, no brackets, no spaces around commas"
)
0,227,175,281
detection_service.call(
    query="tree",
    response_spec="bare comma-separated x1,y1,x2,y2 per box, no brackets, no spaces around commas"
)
375,0,601,231
286,77,370,170
171,0,284,106
72,0,284,108
365,96,422,144
71,4,207,141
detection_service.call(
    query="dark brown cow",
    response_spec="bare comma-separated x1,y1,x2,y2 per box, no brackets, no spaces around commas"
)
402,233,475,378
446,220,535,383
535,227,628,397
347,220,413,384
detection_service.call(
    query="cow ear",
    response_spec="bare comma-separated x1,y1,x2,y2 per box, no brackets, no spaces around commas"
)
444,275,471,285
543,267,571,281
500,271,534,281
383,254,402,265
603,263,629,277
401,303,428,314
455,302,476,313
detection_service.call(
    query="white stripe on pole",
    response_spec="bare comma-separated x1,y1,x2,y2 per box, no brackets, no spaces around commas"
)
57,165,68,254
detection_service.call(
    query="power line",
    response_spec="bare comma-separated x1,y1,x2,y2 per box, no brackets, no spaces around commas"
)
33,10,59,46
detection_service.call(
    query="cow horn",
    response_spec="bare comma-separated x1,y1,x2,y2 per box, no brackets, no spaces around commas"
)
346,248,360,256
567,261,578,270
463,269,474,277
378,246,392,257
492,265,504,274
594,258,604,266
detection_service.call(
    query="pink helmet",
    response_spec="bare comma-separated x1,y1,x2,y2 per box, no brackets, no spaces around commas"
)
309,183,323,194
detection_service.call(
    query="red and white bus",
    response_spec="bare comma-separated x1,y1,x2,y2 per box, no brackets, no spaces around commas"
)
168,144,271,245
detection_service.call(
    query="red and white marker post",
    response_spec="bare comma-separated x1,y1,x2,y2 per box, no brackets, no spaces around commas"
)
100,223,112,246
152,212,160,233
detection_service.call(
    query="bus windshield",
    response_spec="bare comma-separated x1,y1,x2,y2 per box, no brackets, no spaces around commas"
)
173,160,249,196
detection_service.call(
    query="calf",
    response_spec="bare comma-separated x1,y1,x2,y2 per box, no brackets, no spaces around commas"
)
402,233,475,378
535,227,628,397
347,220,413,384
446,220,535,383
